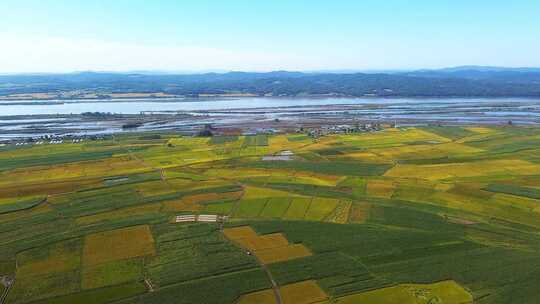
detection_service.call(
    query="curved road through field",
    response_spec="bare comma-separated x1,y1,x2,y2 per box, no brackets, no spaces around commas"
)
221,232,283,304
262,263,283,304
220,180,282,304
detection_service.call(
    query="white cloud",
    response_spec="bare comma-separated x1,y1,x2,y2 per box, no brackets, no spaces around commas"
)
0,35,325,73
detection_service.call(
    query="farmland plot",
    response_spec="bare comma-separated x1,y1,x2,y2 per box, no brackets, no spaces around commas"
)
1,127,540,304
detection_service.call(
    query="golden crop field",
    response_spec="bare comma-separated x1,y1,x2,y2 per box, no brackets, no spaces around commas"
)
83,225,156,266
255,243,312,264
223,225,259,240
237,288,276,304
280,280,328,304
234,233,289,251
224,226,312,264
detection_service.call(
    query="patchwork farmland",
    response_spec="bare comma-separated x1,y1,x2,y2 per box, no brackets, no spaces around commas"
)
0,127,539,303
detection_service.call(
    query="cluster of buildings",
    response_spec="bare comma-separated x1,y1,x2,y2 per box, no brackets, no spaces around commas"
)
2,134,109,147
175,214,229,223
242,127,279,136
301,123,385,138
262,150,295,161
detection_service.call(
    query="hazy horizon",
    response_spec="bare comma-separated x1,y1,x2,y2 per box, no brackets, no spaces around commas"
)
1,0,540,73
3,65,540,76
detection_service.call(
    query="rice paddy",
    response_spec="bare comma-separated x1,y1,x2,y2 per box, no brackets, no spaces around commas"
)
0,126,539,303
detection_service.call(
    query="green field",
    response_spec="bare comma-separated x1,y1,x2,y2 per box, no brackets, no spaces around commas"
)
0,126,539,303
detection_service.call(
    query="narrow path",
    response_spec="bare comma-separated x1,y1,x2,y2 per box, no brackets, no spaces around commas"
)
0,288,8,304
262,263,283,304
223,234,283,304
227,183,246,218
0,277,14,304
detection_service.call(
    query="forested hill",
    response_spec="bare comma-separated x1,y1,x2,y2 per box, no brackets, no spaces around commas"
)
2,67,540,97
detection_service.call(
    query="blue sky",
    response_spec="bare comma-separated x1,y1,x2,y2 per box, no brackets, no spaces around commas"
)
1,0,539,72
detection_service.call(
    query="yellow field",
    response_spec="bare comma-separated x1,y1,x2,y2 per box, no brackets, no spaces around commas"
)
0,178,103,199
346,151,392,163
267,134,309,152
465,126,495,134
223,226,259,240
163,190,242,212
490,193,539,211
304,197,340,220
372,142,484,159
255,244,312,264
283,197,312,220
234,233,289,251
295,172,345,186
242,186,296,200
428,191,486,214
334,280,473,304
435,182,454,191
333,128,451,149
0,158,147,187
223,226,312,264
280,280,328,304
385,159,540,180
83,225,156,266
237,289,277,304
366,179,395,198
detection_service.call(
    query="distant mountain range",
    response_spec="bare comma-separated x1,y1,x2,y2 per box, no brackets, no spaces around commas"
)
403,66,540,80
1,66,540,98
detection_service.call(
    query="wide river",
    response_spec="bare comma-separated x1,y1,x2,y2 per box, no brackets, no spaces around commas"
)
1,97,540,140
1,97,539,116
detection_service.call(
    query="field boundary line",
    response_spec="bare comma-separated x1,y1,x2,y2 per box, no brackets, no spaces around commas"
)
228,184,246,218
256,198,271,218
280,197,294,219
301,196,314,220
149,267,262,290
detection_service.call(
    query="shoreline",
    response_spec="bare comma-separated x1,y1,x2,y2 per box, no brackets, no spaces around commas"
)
2,95,540,104
1,97,539,140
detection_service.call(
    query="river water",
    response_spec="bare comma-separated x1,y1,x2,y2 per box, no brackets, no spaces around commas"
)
1,97,538,116
1,97,539,140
